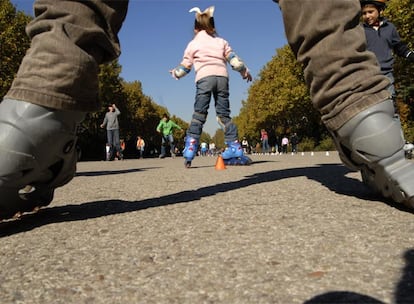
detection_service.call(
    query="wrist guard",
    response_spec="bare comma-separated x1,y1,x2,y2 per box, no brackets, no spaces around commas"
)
173,65,191,79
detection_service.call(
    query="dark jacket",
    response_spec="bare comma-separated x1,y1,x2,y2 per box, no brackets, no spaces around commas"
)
362,18,411,74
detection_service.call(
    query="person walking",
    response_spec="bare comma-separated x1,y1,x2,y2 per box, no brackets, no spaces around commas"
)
100,104,121,161
261,129,270,154
281,136,289,154
170,6,252,167
241,137,250,154
156,113,181,158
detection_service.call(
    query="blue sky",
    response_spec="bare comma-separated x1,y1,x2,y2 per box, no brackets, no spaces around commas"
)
11,0,288,135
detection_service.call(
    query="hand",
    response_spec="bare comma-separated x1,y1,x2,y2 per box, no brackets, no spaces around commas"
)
169,69,179,80
242,69,252,82
100,124,104,128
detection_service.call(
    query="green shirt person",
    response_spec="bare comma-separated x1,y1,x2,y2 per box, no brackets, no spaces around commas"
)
156,114,181,158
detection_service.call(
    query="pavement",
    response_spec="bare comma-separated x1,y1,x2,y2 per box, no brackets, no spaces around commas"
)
1,152,414,304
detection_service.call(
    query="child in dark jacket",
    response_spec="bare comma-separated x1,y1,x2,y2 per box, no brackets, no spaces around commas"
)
360,0,414,101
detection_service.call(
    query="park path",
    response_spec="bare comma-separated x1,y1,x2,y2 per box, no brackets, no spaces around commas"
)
1,152,413,304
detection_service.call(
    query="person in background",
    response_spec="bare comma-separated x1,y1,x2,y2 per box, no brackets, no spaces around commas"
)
290,133,299,154
360,0,414,103
119,138,125,160
360,0,414,153
241,137,249,154
281,136,289,154
156,113,181,159
136,135,145,159
261,129,270,154
200,142,208,156
100,104,121,161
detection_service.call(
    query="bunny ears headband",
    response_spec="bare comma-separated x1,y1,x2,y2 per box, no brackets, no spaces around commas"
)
189,6,215,17
189,6,215,29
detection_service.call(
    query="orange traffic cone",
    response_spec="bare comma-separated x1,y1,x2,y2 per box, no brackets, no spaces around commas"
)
215,155,226,170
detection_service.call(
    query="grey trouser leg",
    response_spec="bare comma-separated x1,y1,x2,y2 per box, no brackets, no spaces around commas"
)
5,0,128,112
277,0,390,131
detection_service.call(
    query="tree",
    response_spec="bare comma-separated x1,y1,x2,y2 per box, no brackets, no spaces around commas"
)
383,0,414,140
236,45,324,147
0,0,32,98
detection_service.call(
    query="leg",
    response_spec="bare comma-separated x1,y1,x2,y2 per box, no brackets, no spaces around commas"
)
160,136,166,158
168,134,176,157
277,0,414,208
214,76,243,159
183,77,212,166
113,129,121,159
106,129,114,160
0,0,129,220
187,77,212,139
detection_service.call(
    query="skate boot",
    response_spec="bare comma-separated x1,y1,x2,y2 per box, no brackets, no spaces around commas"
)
221,140,252,165
224,155,253,166
332,99,414,209
221,141,243,159
183,136,198,168
0,99,85,220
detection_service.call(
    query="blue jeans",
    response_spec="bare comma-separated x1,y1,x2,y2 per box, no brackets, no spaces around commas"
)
161,134,175,156
107,129,120,155
384,72,395,99
187,76,238,142
262,139,270,153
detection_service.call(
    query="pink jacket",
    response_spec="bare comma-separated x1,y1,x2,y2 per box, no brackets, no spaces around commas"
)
180,30,233,82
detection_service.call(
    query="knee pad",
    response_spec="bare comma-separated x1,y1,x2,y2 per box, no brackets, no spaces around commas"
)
172,65,191,79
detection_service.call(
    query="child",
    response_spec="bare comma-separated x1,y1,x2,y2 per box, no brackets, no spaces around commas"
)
360,0,414,101
170,6,252,167
136,135,145,159
360,0,414,153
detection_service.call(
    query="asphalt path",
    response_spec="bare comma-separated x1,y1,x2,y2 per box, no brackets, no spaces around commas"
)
1,152,413,304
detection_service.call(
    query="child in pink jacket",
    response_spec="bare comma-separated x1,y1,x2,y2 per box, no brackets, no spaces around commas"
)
170,6,252,167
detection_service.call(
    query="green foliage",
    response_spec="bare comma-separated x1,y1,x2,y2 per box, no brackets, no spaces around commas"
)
211,129,225,150
78,60,190,160
384,0,414,131
298,137,316,152
315,135,336,152
0,0,32,98
235,45,323,147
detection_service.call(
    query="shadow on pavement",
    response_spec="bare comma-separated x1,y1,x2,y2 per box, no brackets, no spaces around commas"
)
75,167,159,177
1,164,411,235
2,163,414,303
303,249,414,304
